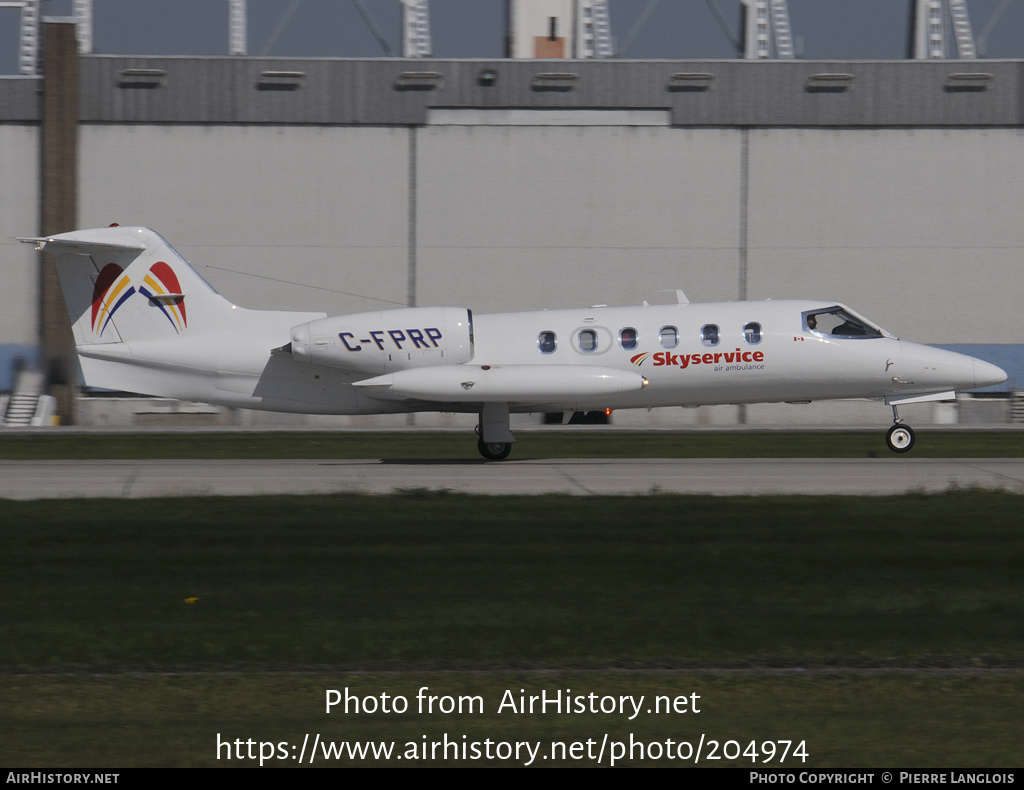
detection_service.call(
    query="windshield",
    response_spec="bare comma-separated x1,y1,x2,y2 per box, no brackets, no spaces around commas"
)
803,307,883,339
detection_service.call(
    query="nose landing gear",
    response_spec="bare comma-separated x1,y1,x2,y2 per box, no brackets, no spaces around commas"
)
885,405,916,453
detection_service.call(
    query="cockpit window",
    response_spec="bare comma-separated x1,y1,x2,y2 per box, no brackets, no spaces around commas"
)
804,307,882,339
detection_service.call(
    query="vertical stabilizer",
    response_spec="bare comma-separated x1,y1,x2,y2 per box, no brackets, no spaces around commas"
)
21,226,232,346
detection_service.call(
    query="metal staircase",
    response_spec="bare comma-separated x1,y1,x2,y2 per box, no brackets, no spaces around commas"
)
578,0,614,59
401,0,432,58
947,0,976,58
742,0,795,60
913,0,977,59
1012,391,1024,424
17,0,39,75
1,370,52,427
768,0,795,59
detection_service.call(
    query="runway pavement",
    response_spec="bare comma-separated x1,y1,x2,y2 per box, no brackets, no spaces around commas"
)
2,457,1024,499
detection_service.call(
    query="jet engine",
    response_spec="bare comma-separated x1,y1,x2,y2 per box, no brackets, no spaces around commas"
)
286,306,473,376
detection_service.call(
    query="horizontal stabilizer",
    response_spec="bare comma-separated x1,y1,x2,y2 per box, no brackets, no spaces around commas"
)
354,364,648,403
18,235,147,254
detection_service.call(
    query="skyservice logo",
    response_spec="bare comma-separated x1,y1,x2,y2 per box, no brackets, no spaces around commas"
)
631,349,766,369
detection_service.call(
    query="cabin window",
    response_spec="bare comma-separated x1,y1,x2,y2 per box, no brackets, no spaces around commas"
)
619,327,638,350
578,329,598,352
538,331,556,354
804,307,882,339
660,326,678,349
700,324,720,347
743,322,762,344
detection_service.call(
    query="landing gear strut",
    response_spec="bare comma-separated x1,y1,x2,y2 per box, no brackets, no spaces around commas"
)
885,405,916,454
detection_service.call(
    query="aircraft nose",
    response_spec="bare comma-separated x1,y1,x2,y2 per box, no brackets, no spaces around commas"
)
974,358,1007,389
898,344,1007,393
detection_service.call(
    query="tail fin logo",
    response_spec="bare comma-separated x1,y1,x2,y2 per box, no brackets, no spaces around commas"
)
91,263,135,336
139,261,188,333
89,261,187,336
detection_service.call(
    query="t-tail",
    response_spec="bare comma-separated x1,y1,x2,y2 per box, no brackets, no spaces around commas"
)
20,226,232,346
19,226,326,401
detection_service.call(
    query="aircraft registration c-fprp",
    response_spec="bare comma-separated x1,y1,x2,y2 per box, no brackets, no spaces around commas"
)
21,226,1006,460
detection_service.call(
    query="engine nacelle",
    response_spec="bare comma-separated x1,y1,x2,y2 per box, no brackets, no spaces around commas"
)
288,307,473,376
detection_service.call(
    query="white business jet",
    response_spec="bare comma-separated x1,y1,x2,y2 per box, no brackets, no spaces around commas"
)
22,226,1006,460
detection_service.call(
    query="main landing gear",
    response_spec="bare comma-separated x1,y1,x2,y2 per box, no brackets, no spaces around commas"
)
885,405,916,454
476,402,515,461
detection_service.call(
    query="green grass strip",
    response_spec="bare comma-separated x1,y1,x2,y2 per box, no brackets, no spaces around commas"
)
3,491,1022,669
0,429,1022,459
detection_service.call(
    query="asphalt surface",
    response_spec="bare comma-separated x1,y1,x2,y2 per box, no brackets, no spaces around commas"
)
3,458,1024,499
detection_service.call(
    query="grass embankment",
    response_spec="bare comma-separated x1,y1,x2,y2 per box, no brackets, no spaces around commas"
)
2,492,1022,766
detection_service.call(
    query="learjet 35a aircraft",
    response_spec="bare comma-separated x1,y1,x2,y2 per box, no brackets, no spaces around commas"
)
22,226,1006,460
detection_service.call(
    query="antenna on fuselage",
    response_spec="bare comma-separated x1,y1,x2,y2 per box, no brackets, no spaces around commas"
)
642,289,690,307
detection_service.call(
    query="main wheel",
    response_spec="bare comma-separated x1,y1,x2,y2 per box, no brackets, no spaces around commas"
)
886,424,916,454
477,439,512,461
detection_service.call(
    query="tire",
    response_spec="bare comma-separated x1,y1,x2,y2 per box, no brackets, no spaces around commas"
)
477,439,512,461
886,424,916,454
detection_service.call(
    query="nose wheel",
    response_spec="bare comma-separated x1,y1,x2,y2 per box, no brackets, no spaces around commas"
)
886,423,916,453
885,404,916,453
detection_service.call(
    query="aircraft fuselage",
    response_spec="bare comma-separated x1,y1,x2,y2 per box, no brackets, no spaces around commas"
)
77,299,1000,416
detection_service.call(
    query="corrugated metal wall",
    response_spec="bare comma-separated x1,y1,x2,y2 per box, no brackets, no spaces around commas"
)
747,128,1024,343
0,123,40,346
78,125,410,316
0,78,40,122
415,125,741,312
0,77,42,345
